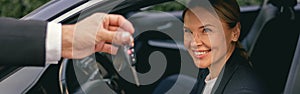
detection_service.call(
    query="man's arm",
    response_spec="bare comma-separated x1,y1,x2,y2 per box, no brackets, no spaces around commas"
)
0,13,135,66
0,18,47,66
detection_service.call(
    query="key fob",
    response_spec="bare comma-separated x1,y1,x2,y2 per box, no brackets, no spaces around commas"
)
123,45,136,66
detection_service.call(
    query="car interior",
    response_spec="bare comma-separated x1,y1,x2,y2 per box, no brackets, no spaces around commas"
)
284,36,300,94
0,0,299,94
242,0,300,93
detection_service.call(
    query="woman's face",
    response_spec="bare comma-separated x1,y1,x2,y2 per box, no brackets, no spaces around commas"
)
183,8,239,68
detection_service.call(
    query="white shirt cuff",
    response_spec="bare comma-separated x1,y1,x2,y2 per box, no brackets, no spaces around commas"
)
46,22,62,64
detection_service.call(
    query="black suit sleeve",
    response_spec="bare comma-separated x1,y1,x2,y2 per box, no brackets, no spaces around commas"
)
0,17,47,66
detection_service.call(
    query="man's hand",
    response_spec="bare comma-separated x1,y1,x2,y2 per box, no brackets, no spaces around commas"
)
61,13,134,59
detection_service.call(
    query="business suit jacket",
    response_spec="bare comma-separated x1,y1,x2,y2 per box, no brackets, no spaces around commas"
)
0,18,47,66
191,48,268,94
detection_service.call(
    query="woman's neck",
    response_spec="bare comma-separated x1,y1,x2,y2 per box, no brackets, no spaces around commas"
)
207,46,235,80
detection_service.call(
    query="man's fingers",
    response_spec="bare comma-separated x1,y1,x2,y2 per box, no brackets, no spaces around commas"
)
97,29,134,46
95,43,118,55
105,14,135,34
108,25,125,32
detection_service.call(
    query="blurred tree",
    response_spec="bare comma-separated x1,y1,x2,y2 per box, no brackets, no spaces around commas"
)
147,0,263,11
0,0,50,18
0,0,263,18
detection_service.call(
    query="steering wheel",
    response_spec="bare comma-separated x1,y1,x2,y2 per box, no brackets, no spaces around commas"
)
59,53,125,94
58,30,182,94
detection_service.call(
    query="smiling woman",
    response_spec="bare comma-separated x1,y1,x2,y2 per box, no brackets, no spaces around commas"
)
183,0,269,93
154,0,269,93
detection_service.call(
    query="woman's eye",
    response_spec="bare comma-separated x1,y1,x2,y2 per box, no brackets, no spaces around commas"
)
184,28,192,34
203,28,212,33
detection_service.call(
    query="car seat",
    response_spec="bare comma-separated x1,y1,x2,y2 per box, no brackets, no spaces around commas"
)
283,34,300,94
241,0,299,93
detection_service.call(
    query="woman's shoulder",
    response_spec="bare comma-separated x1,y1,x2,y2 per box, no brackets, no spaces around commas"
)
224,60,269,94
221,49,269,93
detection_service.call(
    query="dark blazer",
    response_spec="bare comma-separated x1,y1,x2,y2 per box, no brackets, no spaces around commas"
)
191,48,268,94
152,48,268,94
0,18,47,66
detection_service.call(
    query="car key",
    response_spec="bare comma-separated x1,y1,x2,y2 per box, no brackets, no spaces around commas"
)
119,45,140,86
123,45,137,66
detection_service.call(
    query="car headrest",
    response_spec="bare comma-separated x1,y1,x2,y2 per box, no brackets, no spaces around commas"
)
270,0,296,20
242,0,297,54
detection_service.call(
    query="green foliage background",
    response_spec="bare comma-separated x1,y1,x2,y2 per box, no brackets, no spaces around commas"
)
0,0,262,18
0,0,50,18
148,0,262,11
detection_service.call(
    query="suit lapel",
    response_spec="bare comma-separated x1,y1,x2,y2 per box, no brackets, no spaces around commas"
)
191,68,209,94
213,48,242,94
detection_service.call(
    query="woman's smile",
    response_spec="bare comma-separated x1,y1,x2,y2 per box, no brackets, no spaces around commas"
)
192,49,211,59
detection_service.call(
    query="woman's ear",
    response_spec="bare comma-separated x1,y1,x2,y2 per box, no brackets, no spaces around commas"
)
232,22,240,42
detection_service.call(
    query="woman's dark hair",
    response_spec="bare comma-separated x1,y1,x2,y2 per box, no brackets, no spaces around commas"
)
183,0,240,28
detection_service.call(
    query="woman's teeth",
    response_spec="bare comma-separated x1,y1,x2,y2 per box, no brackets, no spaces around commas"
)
194,51,207,55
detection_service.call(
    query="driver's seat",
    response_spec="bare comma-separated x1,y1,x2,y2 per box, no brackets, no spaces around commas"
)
242,0,299,93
